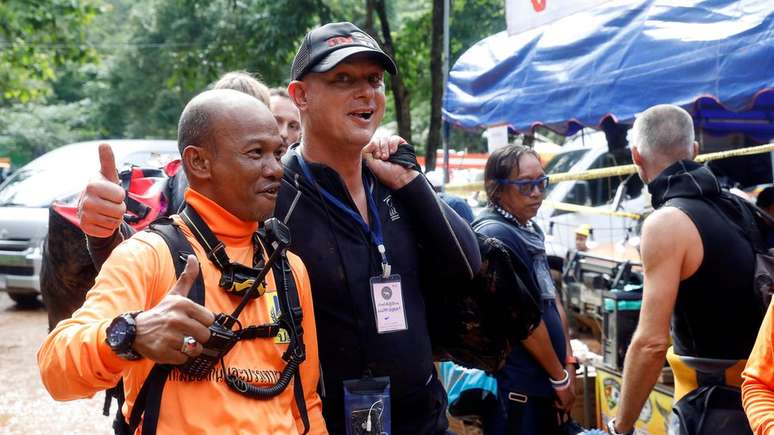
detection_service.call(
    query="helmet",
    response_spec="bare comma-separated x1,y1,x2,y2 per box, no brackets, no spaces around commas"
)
575,224,592,238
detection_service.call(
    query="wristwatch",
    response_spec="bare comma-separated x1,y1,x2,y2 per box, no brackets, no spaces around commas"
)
105,311,143,360
607,418,634,435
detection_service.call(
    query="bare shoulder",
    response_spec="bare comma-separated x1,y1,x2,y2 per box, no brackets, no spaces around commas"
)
643,206,695,234
641,206,702,278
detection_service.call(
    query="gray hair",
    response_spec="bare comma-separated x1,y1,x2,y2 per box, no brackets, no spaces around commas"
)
631,104,695,162
270,87,290,99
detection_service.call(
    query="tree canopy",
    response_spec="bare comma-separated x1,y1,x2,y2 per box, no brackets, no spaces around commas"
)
0,0,505,166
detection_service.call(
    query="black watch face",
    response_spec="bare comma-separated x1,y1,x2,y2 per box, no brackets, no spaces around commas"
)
108,318,131,347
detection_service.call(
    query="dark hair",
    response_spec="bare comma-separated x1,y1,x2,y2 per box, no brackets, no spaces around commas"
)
212,71,270,105
484,144,540,205
177,104,211,156
758,186,774,209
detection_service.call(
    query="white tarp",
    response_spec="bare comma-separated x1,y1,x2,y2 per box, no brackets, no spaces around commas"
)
505,0,611,35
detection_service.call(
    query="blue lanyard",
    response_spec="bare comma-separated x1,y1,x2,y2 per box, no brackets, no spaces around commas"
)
296,152,391,277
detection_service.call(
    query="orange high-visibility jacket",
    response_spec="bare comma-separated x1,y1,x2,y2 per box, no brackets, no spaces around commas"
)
742,300,774,435
38,188,326,435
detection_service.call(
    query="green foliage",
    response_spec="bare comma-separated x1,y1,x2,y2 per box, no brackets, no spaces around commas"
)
449,0,505,64
91,0,322,139
0,100,102,165
1,0,508,163
389,0,505,153
0,0,100,103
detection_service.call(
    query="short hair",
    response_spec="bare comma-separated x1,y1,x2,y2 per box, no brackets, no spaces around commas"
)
631,104,695,162
212,71,270,106
758,186,774,209
177,103,211,156
484,144,540,205
177,89,263,157
270,87,290,99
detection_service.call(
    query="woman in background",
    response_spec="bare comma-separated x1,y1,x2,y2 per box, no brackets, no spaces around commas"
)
473,145,575,434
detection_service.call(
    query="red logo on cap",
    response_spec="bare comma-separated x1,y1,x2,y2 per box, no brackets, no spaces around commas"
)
327,36,354,47
531,0,546,12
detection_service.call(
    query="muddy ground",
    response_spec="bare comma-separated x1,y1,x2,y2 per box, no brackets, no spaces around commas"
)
0,293,112,435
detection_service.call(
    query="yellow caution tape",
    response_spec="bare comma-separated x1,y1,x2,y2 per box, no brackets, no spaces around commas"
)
444,143,774,193
541,200,643,220
443,143,774,220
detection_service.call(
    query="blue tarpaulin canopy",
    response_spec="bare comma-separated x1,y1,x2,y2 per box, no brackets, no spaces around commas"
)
443,0,774,139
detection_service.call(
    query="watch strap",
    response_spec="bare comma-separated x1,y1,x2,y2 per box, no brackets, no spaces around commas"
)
107,311,143,361
607,418,634,435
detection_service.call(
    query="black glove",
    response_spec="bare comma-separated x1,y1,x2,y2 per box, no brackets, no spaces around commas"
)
387,143,422,173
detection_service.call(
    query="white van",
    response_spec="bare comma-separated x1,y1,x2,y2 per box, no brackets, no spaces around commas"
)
534,131,646,260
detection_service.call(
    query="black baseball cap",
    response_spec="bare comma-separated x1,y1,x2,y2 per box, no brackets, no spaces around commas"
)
291,22,397,81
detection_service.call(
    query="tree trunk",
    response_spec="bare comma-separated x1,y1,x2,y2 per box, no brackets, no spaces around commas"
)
425,0,444,172
374,0,412,145
365,0,376,36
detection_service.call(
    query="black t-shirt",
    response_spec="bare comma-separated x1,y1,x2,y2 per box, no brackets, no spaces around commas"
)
277,145,481,435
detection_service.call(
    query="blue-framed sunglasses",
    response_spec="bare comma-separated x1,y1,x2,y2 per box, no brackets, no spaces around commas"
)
496,176,550,195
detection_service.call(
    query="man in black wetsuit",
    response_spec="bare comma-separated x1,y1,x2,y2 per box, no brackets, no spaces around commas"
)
610,104,761,435
279,22,480,434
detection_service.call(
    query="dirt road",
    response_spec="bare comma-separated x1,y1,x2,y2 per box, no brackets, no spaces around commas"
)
0,293,111,435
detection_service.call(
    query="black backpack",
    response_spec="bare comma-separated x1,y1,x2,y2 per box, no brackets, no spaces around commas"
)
701,193,774,314
427,231,542,373
671,385,752,435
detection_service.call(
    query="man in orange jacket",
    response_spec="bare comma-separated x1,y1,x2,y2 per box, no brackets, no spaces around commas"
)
37,89,326,434
742,301,774,434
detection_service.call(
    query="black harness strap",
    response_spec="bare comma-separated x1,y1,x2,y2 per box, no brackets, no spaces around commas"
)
180,206,231,271
150,218,207,305
265,238,309,434
122,218,206,434
116,217,308,434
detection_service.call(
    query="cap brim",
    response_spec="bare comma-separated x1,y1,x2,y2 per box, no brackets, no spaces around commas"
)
310,46,397,76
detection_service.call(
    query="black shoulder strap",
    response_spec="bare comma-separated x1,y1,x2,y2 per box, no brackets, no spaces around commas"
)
675,194,765,253
262,235,309,434
117,219,310,434
116,218,206,435
149,217,206,305
180,204,231,272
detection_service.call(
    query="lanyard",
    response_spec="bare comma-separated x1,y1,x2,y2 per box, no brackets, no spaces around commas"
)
296,152,391,277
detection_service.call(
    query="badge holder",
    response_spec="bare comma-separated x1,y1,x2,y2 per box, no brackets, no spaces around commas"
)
370,248,408,334
343,375,391,435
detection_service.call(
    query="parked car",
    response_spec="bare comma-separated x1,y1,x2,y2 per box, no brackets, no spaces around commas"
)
0,140,179,306
535,131,646,261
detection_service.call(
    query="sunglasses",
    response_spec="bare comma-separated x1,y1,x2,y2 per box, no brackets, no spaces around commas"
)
497,176,550,195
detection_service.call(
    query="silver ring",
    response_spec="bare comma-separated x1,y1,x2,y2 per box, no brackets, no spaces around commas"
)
180,335,198,356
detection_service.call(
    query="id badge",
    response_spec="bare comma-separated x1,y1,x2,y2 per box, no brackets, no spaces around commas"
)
370,274,408,334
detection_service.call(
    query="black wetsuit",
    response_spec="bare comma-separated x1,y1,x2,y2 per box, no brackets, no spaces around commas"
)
648,160,763,359
277,144,481,435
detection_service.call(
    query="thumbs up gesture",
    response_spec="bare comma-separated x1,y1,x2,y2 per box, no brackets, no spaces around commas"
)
78,143,128,238
133,255,216,364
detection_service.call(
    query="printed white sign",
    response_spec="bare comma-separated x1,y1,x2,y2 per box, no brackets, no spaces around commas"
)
487,125,509,153
506,0,611,35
